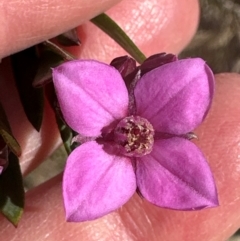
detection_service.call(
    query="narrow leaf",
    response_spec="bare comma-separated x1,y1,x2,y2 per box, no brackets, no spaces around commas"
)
57,28,81,46
0,102,21,156
43,40,75,61
91,13,146,64
45,83,73,155
56,115,73,155
33,50,64,88
11,47,44,131
0,153,24,226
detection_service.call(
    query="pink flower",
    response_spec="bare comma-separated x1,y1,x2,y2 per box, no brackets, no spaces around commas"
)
52,55,218,222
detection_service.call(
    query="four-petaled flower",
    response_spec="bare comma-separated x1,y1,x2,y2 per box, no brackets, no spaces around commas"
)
52,55,218,222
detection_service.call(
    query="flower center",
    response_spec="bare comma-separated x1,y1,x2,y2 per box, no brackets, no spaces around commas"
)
114,116,154,157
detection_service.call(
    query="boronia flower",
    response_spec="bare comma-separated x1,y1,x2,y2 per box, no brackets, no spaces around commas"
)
52,54,218,222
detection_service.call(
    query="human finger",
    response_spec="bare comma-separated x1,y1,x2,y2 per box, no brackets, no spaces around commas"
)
0,0,122,58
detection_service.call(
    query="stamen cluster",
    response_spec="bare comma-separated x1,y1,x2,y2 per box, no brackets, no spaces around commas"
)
114,116,154,157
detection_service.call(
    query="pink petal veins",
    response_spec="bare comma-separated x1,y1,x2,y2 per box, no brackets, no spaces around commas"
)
52,60,129,136
134,58,214,134
136,137,218,210
63,141,136,222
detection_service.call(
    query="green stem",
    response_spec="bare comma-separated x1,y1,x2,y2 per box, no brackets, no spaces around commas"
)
91,13,146,64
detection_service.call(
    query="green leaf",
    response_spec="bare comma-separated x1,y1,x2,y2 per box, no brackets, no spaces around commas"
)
0,153,24,226
11,47,44,132
57,28,81,46
45,83,73,155
56,115,73,155
33,50,64,88
43,40,76,61
0,102,21,156
91,13,146,64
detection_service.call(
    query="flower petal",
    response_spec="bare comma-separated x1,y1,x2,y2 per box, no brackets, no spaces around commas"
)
63,141,136,222
134,58,214,134
52,60,129,136
136,137,218,210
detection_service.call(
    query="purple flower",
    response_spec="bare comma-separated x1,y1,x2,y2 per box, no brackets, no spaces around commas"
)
52,56,218,222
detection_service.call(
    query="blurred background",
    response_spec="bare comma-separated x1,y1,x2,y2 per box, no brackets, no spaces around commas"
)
181,2,240,238
180,0,240,74
23,0,240,240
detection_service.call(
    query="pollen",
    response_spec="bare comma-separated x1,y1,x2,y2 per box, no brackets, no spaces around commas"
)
114,116,154,157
